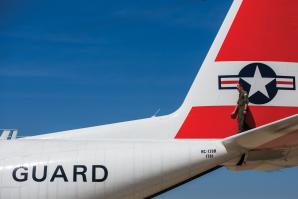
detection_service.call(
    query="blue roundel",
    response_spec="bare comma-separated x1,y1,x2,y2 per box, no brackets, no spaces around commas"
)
238,63,277,105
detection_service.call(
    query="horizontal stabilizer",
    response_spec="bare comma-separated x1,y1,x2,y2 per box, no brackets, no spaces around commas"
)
0,129,18,140
11,130,18,139
0,130,10,140
223,114,298,152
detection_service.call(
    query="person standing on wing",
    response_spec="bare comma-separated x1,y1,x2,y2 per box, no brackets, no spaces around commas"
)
231,83,249,133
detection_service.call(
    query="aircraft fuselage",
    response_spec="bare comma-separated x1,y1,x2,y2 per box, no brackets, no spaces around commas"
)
0,139,228,199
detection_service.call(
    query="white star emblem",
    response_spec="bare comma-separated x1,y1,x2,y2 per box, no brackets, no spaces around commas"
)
241,65,275,98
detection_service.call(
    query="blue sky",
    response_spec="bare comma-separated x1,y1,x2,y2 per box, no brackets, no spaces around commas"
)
1,0,298,198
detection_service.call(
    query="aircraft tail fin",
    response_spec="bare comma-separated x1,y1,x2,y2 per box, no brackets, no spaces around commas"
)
175,0,298,139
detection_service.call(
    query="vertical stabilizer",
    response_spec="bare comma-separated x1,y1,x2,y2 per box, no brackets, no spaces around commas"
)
175,0,298,139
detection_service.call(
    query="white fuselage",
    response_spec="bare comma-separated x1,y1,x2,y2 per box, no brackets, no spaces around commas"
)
0,139,229,199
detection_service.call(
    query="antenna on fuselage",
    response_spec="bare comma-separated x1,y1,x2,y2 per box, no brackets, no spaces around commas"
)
152,108,161,117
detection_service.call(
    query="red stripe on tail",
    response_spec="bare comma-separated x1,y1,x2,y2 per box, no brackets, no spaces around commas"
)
216,0,298,62
276,81,294,85
175,106,298,139
221,80,240,84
